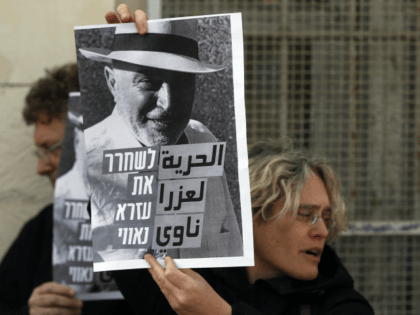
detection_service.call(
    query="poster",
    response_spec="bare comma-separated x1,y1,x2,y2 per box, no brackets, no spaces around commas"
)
74,13,253,271
52,92,123,300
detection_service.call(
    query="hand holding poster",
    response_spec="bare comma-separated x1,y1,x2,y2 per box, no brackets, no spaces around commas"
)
75,13,252,271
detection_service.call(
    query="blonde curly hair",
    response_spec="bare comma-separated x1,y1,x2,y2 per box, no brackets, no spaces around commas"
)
248,138,347,241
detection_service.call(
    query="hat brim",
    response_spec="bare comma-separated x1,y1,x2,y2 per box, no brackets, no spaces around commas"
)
79,48,225,74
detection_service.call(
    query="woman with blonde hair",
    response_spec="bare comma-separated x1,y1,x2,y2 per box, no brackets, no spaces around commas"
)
109,123,372,314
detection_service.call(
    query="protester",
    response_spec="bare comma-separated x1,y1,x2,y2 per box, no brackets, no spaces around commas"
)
111,137,374,314
0,64,134,314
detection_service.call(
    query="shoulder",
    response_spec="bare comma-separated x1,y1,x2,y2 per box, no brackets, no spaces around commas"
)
318,245,374,314
21,204,53,234
13,205,53,250
0,205,53,306
0,205,53,258
185,119,217,143
320,286,374,315
318,245,352,283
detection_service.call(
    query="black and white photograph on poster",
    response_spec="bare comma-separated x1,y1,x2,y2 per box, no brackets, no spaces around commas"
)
74,13,252,271
52,92,123,300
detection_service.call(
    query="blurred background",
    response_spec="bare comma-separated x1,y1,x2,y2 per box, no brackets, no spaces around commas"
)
1,0,419,314
0,0,114,261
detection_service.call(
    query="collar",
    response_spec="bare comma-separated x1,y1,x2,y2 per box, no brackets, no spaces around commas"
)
206,245,354,296
264,245,354,295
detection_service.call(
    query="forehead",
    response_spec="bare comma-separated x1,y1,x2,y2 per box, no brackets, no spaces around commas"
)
35,111,54,124
34,112,65,145
299,173,330,207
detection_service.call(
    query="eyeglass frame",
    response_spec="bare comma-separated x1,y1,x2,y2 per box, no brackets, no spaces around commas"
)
33,138,64,162
297,208,336,231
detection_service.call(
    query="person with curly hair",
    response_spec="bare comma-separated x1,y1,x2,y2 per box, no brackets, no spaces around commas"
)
0,63,135,314
23,63,78,186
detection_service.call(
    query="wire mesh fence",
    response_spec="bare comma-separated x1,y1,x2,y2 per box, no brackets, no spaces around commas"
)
161,0,419,314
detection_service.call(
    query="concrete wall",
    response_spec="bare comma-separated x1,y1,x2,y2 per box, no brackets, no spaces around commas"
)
0,0,117,261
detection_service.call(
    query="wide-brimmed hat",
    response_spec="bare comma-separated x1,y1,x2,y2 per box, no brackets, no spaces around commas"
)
79,20,224,74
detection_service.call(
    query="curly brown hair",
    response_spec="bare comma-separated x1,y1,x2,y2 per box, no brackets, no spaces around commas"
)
23,63,79,124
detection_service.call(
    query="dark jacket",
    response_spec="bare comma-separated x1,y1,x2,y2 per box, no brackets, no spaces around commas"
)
112,245,374,315
0,205,134,315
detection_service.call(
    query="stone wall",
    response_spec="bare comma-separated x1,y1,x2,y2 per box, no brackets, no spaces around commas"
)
0,0,123,261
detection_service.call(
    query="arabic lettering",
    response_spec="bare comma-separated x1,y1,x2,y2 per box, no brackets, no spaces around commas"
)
155,216,201,248
160,181,205,211
161,143,224,176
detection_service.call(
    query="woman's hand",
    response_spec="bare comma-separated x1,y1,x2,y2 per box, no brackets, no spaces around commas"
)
145,254,232,315
104,4,148,34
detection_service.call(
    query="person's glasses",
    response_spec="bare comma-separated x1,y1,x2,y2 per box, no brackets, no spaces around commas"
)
298,210,335,232
33,138,64,162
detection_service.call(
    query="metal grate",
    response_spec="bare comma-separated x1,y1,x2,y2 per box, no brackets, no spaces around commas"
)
161,1,420,314
334,235,420,314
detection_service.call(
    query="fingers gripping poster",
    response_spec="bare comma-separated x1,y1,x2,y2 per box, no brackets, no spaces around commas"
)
74,13,253,271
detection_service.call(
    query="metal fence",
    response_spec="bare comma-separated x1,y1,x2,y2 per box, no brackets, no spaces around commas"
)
162,0,420,314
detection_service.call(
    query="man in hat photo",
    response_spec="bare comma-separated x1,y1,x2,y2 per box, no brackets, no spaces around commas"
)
78,17,243,263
